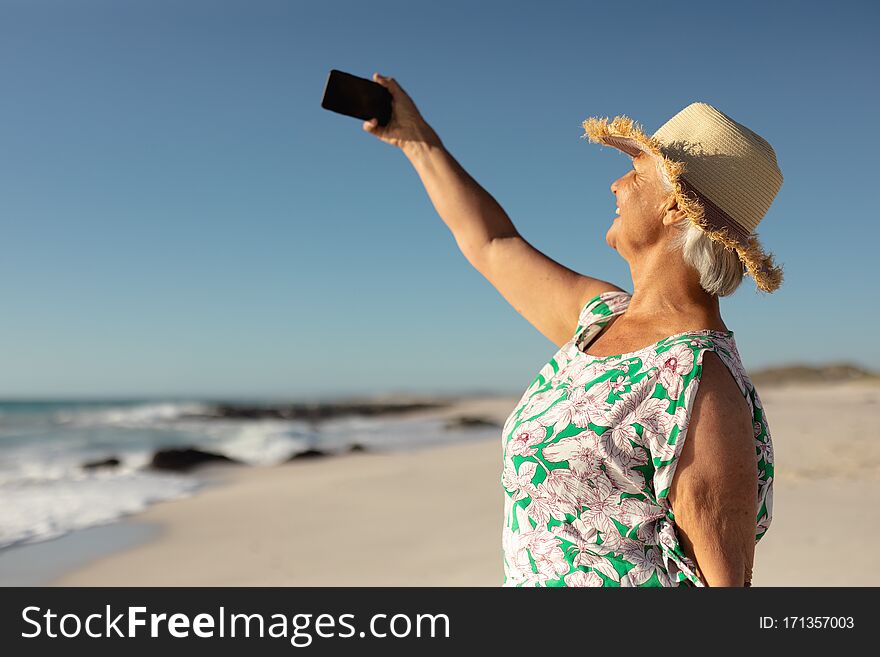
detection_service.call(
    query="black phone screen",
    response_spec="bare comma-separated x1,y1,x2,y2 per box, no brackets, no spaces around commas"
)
320,69,392,126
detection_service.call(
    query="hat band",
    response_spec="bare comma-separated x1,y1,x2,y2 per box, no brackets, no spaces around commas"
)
604,136,642,158
678,176,752,246
601,134,752,246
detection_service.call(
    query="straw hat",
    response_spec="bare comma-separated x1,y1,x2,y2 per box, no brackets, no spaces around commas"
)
581,102,784,293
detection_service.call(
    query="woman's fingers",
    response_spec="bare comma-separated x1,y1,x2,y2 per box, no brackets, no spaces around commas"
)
363,72,440,150
374,73,405,100
367,73,392,133
373,72,391,93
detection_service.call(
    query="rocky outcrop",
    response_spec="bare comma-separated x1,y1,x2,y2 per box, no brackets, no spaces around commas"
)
149,448,241,472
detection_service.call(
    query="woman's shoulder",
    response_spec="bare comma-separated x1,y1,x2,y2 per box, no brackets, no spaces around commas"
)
696,348,755,418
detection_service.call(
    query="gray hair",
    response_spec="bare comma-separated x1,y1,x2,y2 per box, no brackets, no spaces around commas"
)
652,155,745,297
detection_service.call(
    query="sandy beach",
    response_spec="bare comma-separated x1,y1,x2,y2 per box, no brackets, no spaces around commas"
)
40,383,880,586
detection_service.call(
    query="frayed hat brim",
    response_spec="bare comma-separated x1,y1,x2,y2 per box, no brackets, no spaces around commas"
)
581,114,784,293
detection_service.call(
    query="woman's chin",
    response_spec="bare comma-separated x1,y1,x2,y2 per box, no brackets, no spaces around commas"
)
605,226,617,248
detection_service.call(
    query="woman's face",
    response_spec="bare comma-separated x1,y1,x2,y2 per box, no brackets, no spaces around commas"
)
606,151,677,258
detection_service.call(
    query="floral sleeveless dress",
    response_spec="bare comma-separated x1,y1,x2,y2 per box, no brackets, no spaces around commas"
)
500,290,774,587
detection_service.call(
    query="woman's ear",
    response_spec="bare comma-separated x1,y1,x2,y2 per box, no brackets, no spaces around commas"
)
661,196,688,226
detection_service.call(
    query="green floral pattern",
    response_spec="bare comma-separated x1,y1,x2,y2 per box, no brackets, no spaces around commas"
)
501,291,774,587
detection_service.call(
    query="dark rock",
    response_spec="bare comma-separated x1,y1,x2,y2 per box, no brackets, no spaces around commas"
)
347,443,368,453
287,448,330,461
179,400,452,422
444,416,501,430
82,456,121,470
149,448,240,472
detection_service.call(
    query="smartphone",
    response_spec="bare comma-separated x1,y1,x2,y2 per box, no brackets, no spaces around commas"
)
320,69,392,126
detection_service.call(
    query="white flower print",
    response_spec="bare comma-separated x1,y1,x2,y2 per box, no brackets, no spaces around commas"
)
515,500,535,532
539,382,614,435
647,391,692,480
563,569,604,587
603,455,647,494
600,433,648,493
758,476,773,517
519,388,560,422
602,380,657,456
756,516,771,539
503,525,530,570
592,526,623,555
578,473,621,543
601,422,641,461
550,519,591,546
542,432,603,478
501,291,773,587
520,525,570,583
652,437,677,465
604,375,656,431
633,397,675,443
581,377,617,408
725,349,750,396
570,516,599,544
672,397,691,431
559,353,608,384
536,360,557,386
753,390,764,410
525,468,583,524
502,459,538,502
620,497,664,541
758,438,773,466
502,415,517,440
502,526,541,587
506,420,545,457
618,538,663,586
757,489,773,537
656,521,704,586
555,359,575,383
520,380,541,403
567,535,621,582
569,364,617,392
537,390,592,436
647,343,695,401
672,375,696,422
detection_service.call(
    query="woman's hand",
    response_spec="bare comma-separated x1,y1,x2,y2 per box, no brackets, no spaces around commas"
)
363,73,443,154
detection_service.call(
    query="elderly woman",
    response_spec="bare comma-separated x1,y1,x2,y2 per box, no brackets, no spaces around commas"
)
364,73,777,587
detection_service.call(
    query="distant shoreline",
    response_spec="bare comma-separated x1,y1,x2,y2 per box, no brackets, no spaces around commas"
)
2,361,879,402
747,363,880,387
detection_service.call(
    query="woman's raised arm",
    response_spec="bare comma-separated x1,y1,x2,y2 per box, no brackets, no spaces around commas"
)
364,73,625,347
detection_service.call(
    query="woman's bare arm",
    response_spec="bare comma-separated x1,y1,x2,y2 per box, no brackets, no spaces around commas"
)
364,73,624,348
668,351,759,587
403,140,625,348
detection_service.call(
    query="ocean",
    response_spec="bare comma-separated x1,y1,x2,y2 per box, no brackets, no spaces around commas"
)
0,397,499,551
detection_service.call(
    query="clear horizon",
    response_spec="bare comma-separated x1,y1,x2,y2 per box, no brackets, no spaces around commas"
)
2,0,877,398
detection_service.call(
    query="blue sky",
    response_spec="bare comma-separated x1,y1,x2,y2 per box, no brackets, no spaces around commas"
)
1,0,877,399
